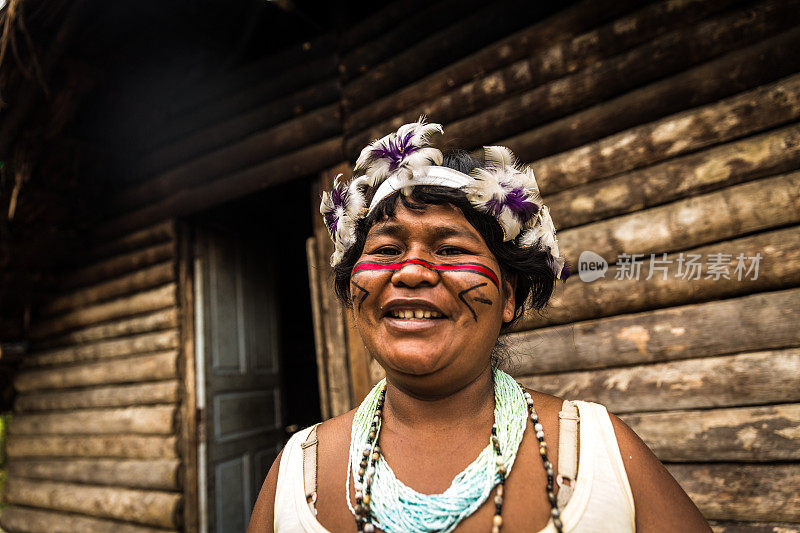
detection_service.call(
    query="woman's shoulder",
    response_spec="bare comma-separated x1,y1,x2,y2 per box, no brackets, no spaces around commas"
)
316,407,356,450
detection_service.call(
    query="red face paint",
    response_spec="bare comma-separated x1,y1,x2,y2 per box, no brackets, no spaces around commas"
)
352,258,500,289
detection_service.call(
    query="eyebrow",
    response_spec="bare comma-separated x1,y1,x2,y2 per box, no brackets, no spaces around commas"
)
367,223,483,244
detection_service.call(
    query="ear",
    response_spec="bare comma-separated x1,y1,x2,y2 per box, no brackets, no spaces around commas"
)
501,275,516,323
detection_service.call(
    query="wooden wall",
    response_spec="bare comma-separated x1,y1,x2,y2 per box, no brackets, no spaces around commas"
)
0,222,190,532
312,0,800,529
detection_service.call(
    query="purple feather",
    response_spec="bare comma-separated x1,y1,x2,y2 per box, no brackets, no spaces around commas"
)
484,187,539,222
323,181,350,237
370,130,420,170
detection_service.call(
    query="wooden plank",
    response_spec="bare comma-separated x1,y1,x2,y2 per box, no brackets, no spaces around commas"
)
15,380,180,411
342,1,558,114
507,288,800,374
25,329,180,367
41,261,175,316
548,124,800,229
99,137,343,239
339,0,431,53
114,104,342,213
519,349,800,414
347,0,739,153
8,458,181,491
345,0,641,132
141,78,339,177
14,351,179,392
9,405,177,436
6,434,178,459
520,225,800,329
709,521,800,533
87,221,175,262
0,505,177,533
501,27,800,164
4,478,182,529
534,73,800,195
60,242,174,290
30,284,177,340
33,308,179,350
623,403,800,462
433,1,800,158
557,171,800,266
668,464,800,522
306,236,331,420
175,220,199,533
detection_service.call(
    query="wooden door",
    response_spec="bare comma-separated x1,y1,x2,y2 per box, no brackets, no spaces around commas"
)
195,224,284,532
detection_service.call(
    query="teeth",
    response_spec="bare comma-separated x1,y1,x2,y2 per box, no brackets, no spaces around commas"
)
390,309,442,319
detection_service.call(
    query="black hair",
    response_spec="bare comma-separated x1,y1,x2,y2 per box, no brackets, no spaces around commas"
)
333,151,556,332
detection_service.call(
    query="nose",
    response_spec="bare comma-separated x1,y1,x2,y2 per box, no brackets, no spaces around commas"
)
391,260,440,288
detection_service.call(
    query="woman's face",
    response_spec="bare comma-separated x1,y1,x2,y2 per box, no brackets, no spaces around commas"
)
350,201,515,393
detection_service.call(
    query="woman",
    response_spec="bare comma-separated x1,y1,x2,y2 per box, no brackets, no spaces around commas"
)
248,120,710,532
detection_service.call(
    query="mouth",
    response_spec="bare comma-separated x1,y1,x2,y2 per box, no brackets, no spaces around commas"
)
382,299,447,321
388,309,444,320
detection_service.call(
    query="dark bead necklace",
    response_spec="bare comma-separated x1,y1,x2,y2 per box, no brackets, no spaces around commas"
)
354,384,563,533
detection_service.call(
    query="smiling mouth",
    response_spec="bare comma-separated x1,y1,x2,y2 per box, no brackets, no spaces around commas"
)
389,309,444,319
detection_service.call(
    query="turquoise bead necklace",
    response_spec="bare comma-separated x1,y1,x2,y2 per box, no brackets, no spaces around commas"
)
346,368,563,533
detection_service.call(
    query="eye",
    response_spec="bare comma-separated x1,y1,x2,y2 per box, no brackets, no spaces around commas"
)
439,245,467,256
371,245,401,256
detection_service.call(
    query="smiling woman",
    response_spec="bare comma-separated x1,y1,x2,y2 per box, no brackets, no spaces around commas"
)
247,120,711,533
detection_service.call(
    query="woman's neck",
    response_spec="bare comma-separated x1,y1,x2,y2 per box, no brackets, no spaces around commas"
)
382,365,496,435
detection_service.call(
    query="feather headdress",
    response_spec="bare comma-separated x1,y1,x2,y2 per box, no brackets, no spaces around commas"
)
320,120,568,281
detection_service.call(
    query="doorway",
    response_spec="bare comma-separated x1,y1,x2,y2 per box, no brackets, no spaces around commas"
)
191,178,321,532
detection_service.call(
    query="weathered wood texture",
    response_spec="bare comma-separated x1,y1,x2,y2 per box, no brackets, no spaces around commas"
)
8,458,181,490
4,478,183,528
519,225,800,329
8,405,176,435
709,521,800,533
15,380,180,411
508,288,800,374
0,505,177,533
668,464,800,522
25,329,180,367
519,349,800,414
7,434,179,459
347,0,742,153
533,73,800,194
623,403,800,462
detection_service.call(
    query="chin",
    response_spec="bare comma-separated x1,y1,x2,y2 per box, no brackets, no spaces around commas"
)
380,346,449,377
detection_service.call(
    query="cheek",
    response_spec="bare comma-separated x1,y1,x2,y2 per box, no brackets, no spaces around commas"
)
349,271,389,313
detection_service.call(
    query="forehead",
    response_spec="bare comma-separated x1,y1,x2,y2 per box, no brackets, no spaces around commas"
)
366,202,486,243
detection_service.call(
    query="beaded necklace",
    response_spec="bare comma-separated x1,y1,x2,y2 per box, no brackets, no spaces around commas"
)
347,368,563,533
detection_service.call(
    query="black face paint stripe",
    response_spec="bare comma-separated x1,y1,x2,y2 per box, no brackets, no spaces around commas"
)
351,280,370,312
458,282,488,322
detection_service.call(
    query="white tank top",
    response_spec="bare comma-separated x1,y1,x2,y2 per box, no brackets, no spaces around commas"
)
274,401,635,532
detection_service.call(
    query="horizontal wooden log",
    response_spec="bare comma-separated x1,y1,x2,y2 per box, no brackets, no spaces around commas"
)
25,329,180,367
87,221,175,263
141,78,339,177
339,0,430,53
9,405,176,436
4,478,182,529
623,403,800,462
34,308,179,350
519,349,800,414
534,73,800,195
147,54,337,151
507,288,800,374
500,27,800,163
100,137,342,238
60,242,174,290
558,171,800,266
709,521,800,533
14,351,179,392
0,505,177,533
339,0,486,81
520,225,800,329
8,458,181,491
31,283,176,340
549,124,800,229
41,262,175,317
115,104,341,213
15,380,180,411
342,0,557,113
345,0,641,131
435,1,799,158
668,464,800,522
347,0,738,153
7,434,178,459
